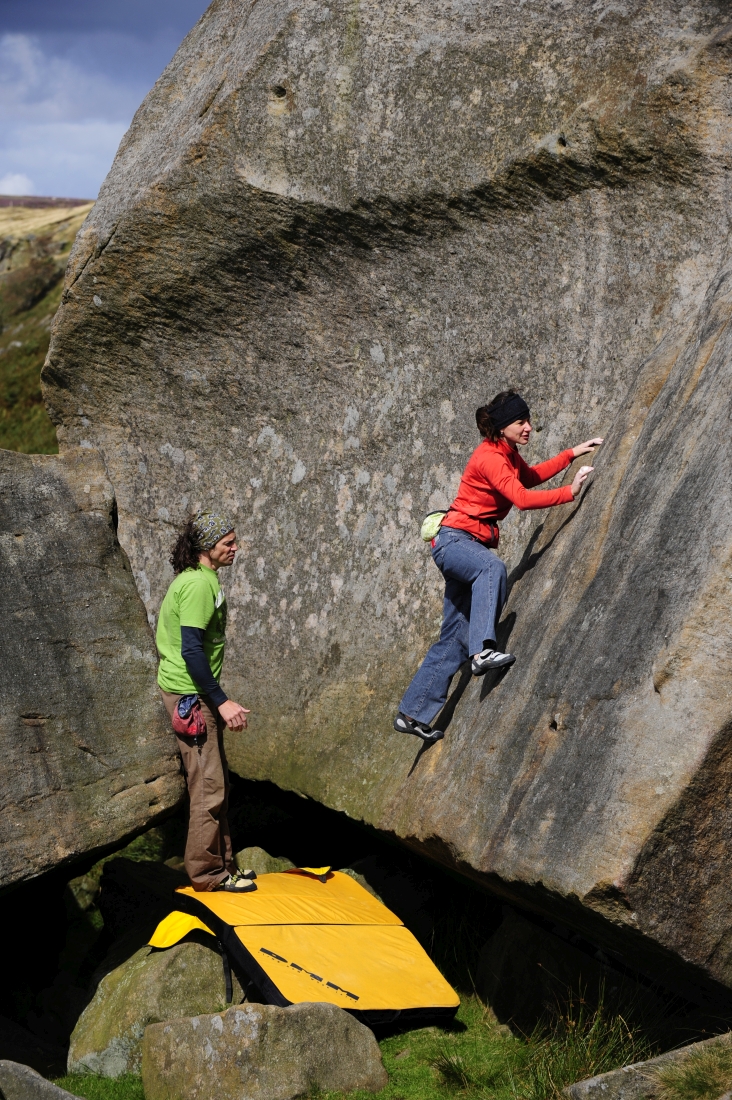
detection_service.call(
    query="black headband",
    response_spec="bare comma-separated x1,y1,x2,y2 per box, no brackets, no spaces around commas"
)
487,394,531,431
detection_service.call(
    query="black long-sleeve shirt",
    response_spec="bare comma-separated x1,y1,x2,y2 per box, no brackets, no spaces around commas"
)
181,626,227,708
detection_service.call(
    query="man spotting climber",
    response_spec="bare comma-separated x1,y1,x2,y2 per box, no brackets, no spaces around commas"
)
156,511,255,892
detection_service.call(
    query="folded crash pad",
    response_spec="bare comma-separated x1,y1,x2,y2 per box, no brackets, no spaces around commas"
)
149,868,459,1024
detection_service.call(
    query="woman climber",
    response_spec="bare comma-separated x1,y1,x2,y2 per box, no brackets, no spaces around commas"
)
394,389,602,744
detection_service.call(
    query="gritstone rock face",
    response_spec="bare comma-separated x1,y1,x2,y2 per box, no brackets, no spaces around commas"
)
43,0,732,998
0,449,184,889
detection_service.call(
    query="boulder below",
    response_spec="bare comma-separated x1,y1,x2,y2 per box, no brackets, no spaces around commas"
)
235,846,294,875
68,940,243,1077
141,1002,388,1100
0,448,183,890
95,858,189,945
0,1061,80,1100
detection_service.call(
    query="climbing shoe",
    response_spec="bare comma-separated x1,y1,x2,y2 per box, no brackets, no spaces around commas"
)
237,868,257,880
214,872,258,892
393,713,444,744
471,648,516,675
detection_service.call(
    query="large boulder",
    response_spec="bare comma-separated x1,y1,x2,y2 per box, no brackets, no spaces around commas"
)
68,940,243,1077
141,1001,388,1100
0,449,183,890
43,0,732,997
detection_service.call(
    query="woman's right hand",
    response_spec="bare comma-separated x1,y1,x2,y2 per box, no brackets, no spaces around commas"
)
572,438,603,457
571,465,594,499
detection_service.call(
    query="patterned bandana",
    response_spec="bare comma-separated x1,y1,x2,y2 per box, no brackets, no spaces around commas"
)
192,511,235,551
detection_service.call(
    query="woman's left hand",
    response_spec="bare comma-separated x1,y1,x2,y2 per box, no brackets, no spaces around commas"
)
572,438,603,458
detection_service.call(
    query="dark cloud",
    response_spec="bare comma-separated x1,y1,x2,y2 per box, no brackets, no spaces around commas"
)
0,1,209,38
0,0,210,196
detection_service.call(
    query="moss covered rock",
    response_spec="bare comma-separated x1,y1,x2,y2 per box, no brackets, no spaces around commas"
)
234,846,294,875
68,941,242,1077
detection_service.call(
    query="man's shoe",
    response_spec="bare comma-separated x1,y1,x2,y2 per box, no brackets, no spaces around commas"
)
393,713,444,744
471,648,516,676
213,872,257,892
236,868,257,880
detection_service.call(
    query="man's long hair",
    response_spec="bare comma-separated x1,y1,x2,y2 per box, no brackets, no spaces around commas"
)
170,520,201,575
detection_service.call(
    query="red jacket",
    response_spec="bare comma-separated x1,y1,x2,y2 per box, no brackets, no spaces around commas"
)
442,438,574,543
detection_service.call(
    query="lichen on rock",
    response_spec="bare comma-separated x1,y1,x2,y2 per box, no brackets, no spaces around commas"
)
141,1001,388,1100
68,940,243,1077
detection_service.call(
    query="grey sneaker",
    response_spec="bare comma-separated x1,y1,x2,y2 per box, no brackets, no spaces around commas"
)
393,713,444,744
471,648,516,676
213,872,257,892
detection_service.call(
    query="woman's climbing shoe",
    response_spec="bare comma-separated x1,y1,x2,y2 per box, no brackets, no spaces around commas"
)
393,713,444,743
214,872,258,892
471,648,516,675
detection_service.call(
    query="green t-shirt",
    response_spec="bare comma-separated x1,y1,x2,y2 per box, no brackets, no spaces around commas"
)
156,565,227,694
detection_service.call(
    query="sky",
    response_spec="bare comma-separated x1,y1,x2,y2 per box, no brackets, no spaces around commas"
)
0,0,210,199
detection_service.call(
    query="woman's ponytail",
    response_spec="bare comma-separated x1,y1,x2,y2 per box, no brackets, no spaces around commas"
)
476,388,523,441
476,405,497,439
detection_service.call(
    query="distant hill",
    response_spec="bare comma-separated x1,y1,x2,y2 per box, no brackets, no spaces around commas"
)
0,195,92,209
0,201,93,453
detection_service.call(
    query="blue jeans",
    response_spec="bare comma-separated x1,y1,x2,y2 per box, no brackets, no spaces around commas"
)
398,527,507,726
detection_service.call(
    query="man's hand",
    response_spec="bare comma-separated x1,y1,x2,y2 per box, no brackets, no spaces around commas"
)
572,437,603,458
571,465,594,498
218,700,250,731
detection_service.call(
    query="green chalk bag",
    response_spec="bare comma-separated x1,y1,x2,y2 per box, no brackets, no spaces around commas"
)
420,510,447,542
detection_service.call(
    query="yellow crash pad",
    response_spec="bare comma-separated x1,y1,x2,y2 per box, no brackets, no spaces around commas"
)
149,869,459,1023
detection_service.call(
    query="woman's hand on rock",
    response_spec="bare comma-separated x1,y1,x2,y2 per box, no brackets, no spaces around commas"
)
218,700,250,731
572,437,603,458
571,465,594,498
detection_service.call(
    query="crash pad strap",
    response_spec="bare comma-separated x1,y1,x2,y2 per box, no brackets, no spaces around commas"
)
217,938,233,1004
172,890,290,1008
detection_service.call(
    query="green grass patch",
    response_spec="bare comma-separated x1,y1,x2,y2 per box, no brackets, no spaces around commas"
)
50,992,654,1100
652,1041,732,1100
53,1074,144,1100
333,989,652,1100
0,279,61,454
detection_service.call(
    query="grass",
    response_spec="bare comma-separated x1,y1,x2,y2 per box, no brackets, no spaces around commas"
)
652,1040,732,1100
52,992,654,1100
519,992,654,1100
0,280,62,453
53,1075,144,1100
350,992,652,1100
0,201,92,454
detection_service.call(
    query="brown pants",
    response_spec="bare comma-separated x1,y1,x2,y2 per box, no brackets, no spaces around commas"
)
161,690,234,891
